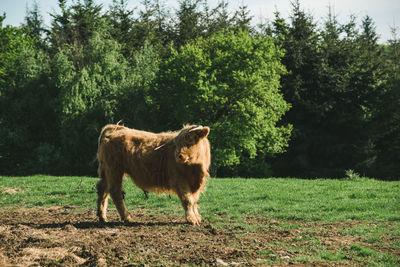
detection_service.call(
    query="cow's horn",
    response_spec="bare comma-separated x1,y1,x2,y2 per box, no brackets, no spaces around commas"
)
154,143,166,150
189,126,203,132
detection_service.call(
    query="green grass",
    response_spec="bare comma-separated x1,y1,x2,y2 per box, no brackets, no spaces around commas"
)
0,175,399,221
202,177,400,222
1,175,399,266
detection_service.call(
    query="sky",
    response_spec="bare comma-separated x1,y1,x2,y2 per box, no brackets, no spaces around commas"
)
1,0,399,43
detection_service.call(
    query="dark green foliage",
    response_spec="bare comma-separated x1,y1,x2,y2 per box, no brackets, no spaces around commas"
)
203,1,232,35
124,0,173,54
371,26,400,178
107,0,135,57
0,18,58,174
270,2,395,179
270,2,327,177
24,0,47,46
0,1,398,179
233,4,253,31
175,0,204,47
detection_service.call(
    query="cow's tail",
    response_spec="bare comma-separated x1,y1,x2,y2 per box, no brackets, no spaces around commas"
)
98,122,125,146
97,126,109,180
98,125,109,148
97,122,124,179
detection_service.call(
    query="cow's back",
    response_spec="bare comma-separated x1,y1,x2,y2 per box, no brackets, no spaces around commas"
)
98,124,179,191
98,124,156,167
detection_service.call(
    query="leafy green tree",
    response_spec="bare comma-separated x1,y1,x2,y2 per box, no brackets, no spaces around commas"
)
0,18,57,174
52,26,133,174
116,40,160,130
155,29,291,176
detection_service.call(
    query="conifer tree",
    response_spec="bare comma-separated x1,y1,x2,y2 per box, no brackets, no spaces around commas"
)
24,0,46,43
205,1,233,35
175,0,205,47
271,1,322,177
107,0,135,57
233,3,253,31
371,26,400,178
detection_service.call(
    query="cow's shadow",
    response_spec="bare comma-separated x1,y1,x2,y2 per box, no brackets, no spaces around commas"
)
15,220,186,230
76,220,186,229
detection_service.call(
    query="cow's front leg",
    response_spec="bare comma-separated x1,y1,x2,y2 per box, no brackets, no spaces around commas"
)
192,191,202,223
178,192,200,225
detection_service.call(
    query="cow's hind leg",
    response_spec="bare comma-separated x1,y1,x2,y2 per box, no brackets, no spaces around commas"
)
109,172,133,223
96,178,110,223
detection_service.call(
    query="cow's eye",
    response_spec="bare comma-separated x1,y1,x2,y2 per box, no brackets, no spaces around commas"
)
178,154,183,159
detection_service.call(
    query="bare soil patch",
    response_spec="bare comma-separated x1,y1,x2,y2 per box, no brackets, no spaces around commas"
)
0,207,398,266
0,186,21,194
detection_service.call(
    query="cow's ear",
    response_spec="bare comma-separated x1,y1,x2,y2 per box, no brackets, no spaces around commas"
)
188,126,210,139
195,126,210,139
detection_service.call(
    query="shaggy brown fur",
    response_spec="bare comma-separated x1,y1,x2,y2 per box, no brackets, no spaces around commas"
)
96,124,211,225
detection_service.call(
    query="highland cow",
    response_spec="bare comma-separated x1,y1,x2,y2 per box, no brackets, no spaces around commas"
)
96,124,211,225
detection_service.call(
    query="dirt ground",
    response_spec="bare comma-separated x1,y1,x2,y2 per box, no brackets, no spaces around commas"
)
0,206,397,266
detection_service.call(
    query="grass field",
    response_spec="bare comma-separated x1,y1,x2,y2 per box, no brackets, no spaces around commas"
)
0,175,399,265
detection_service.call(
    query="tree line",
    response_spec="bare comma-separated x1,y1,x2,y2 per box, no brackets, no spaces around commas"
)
0,0,398,179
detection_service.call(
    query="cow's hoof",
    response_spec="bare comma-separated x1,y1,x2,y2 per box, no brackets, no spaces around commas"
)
98,217,108,225
187,216,200,226
124,216,134,224
195,214,202,223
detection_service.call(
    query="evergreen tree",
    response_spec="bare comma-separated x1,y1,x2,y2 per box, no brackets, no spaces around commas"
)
24,0,47,44
271,1,323,177
271,11,289,41
371,26,400,179
70,0,103,46
49,0,103,50
128,0,172,53
233,3,253,31
107,0,135,57
273,3,387,178
49,0,74,51
205,1,233,35
175,0,205,47
386,26,400,78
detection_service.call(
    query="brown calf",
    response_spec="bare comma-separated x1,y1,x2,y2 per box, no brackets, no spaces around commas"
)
96,124,211,225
